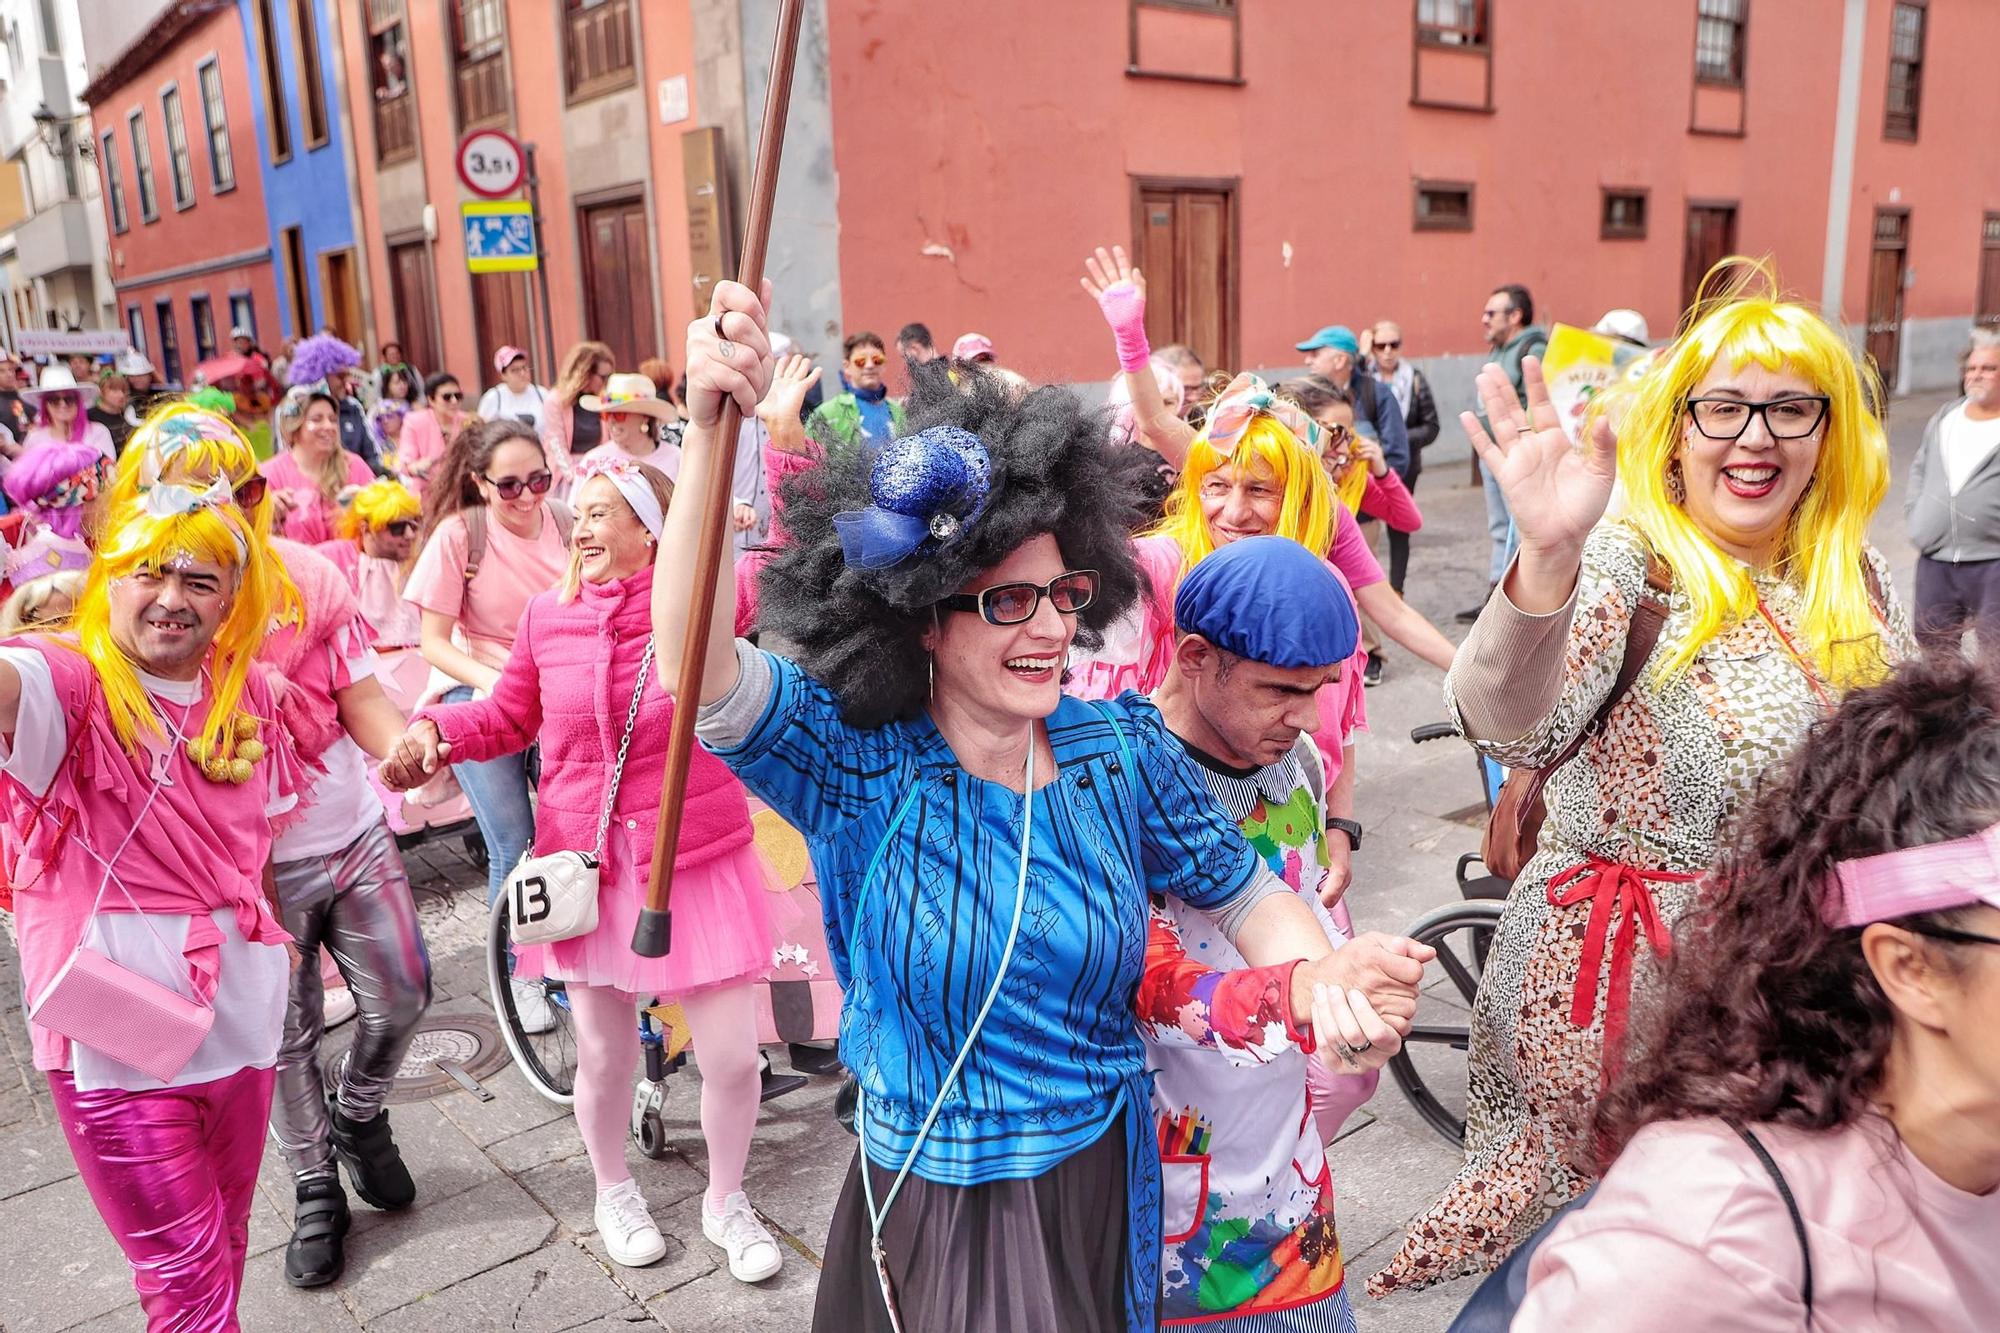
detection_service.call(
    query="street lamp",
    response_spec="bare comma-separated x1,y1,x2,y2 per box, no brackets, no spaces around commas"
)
30,104,93,161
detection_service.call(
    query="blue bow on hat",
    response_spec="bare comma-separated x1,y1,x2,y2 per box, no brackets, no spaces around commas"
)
834,426,993,570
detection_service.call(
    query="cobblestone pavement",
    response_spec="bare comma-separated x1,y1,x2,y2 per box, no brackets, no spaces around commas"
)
0,393,1948,1330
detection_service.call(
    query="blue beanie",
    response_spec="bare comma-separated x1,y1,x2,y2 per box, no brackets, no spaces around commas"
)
1174,536,1359,669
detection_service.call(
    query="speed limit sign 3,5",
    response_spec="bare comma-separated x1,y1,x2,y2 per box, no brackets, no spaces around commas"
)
457,129,525,198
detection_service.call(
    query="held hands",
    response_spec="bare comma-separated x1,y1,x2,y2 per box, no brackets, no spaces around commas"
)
379,720,450,792
1290,932,1436,1038
1080,245,1153,373
1462,355,1617,559
1309,984,1402,1074
685,280,777,433
731,502,758,533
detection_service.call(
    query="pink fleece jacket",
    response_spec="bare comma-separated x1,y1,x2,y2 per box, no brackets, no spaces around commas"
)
416,563,753,871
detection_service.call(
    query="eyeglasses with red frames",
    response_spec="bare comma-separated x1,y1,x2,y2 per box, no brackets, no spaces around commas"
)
849,353,887,368
937,570,1099,626
483,470,553,500
232,475,269,511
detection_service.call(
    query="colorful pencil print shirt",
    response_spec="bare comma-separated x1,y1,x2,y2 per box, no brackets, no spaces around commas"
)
1139,735,1354,1325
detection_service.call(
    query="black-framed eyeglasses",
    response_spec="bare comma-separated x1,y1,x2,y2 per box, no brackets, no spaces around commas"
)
1899,918,2000,949
232,475,268,511
383,519,419,538
938,570,1099,626
437,391,463,402
1686,395,1830,441
483,470,552,500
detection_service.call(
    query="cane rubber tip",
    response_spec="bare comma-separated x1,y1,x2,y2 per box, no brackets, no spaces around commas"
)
632,908,674,958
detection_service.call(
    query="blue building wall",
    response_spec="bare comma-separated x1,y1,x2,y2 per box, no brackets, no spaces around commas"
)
235,0,357,342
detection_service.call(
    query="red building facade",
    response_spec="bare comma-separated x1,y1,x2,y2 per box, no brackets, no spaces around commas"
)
83,0,282,389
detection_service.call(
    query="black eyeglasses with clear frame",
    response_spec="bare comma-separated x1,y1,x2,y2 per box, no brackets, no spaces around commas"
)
1685,395,1830,441
1898,917,2000,950
937,570,1099,626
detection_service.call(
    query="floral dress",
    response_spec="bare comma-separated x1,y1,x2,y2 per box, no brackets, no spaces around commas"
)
1368,521,1911,1295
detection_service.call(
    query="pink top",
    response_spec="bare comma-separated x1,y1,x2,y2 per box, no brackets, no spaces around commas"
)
20,422,116,465
403,506,568,671
1520,1116,2000,1333
315,539,421,647
0,637,302,1069
1358,469,1423,533
415,564,753,873
395,408,460,495
264,539,368,765
1067,533,1370,776
262,449,375,546
732,444,818,636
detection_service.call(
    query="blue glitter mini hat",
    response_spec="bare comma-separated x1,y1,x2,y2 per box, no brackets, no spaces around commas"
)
833,425,992,569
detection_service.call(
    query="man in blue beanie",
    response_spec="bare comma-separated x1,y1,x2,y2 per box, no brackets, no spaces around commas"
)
1138,535,1431,1328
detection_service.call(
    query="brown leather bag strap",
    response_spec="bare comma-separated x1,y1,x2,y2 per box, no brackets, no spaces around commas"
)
1510,553,1672,811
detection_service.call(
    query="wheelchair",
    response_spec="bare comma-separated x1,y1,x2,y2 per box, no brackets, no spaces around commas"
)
1386,723,1511,1146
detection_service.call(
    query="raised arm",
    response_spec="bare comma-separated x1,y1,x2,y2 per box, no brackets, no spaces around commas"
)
1081,245,1195,469
652,280,775,705
756,353,822,457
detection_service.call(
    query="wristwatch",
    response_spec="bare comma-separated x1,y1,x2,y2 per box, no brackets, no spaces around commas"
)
1326,817,1363,851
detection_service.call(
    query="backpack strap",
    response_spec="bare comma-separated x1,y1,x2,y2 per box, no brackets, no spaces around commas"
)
1729,1122,1815,1322
461,506,487,584
547,498,575,547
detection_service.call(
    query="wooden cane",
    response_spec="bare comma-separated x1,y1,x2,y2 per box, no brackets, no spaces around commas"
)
633,0,806,958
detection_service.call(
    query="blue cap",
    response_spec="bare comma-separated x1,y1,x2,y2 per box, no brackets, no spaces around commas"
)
1294,325,1360,356
1175,536,1359,670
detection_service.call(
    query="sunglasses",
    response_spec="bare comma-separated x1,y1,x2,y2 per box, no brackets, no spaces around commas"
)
1899,919,2000,949
849,353,887,368
437,391,463,402
1323,424,1353,450
233,475,268,511
483,470,553,500
1373,339,1401,351
937,570,1099,626
383,519,419,538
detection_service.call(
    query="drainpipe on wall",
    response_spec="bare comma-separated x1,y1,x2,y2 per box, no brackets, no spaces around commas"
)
1819,0,1868,335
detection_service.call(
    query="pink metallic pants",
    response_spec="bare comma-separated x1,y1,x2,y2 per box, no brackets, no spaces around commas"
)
47,1065,276,1333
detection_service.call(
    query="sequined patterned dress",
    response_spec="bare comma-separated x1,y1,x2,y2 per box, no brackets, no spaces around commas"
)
1368,522,1911,1296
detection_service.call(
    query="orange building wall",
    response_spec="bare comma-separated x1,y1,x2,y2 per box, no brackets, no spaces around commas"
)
819,0,1996,387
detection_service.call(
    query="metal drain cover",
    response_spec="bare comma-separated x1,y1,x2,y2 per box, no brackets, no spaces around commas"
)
322,1012,513,1104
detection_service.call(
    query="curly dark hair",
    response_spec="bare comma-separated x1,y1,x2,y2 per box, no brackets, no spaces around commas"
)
757,369,1152,727
1590,648,1997,1171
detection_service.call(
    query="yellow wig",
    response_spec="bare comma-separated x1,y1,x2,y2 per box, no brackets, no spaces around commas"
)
1619,258,1891,688
72,495,274,760
1148,414,1335,570
336,478,421,544
109,400,300,625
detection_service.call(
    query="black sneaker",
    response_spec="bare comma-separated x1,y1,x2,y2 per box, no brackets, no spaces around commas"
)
1363,652,1385,687
327,1098,416,1211
284,1176,351,1288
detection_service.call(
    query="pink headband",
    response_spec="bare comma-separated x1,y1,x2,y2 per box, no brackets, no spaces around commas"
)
572,455,664,538
1826,821,2000,927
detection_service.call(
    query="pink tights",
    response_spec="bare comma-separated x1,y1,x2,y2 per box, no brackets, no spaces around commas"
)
48,1065,276,1333
567,981,764,1202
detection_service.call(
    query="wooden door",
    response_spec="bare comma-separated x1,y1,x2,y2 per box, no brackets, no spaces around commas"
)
387,240,442,377
1977,212,2000,329
472,272,533,385
1681,203,1737,314
578,196,658,371
1867,209,1909,387
319,248,364,345
1131,179,1237,369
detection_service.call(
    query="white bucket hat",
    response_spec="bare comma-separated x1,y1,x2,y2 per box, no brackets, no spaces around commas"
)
20,364,99,409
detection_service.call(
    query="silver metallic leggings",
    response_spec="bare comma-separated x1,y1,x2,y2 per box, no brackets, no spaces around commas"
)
271,819,432,1180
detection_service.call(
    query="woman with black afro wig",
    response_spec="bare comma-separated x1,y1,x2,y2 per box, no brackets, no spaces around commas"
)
654,282,1338,1333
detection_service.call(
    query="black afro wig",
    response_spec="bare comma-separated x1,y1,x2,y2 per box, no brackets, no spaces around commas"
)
757,368,1155,728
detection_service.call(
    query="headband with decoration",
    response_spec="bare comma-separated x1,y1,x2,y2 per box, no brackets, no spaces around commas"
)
141,475,249,562
833,425,992,570
1825,821,2000,927
573,454,666,538
1204,372,1324,456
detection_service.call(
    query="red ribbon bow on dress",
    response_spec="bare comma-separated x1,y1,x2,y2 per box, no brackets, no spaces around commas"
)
1545,855,1699,1071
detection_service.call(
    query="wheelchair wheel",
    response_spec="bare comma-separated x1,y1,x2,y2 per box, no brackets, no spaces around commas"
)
1387,899,1506,1146
487,892,580,1106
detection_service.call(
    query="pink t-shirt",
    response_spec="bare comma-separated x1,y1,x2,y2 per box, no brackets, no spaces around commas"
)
403,507,568,671
1520,1116,2000,1333
262,449,375,546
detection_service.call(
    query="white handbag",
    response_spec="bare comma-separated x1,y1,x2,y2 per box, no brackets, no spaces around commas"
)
504,637,656,947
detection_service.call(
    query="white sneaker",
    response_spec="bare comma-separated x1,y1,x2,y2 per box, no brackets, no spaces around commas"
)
594,1179,667,1267
702,1190,782,1282
322,985,358,1031
511,978,557,1035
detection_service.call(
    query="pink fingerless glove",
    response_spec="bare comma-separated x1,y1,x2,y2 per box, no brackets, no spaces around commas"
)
1095,282,1153,373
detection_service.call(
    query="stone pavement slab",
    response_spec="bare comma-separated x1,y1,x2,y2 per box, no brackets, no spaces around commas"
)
368,1242,647,1333
339,1174,557,1322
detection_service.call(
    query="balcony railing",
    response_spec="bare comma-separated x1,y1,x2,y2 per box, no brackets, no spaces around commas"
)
455,51,509,129
565,0,634,99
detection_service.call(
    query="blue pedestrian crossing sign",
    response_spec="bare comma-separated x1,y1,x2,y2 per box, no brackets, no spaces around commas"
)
462,201,538,273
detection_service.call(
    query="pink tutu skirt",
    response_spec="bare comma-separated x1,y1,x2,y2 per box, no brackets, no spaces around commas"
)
512,831,789,997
